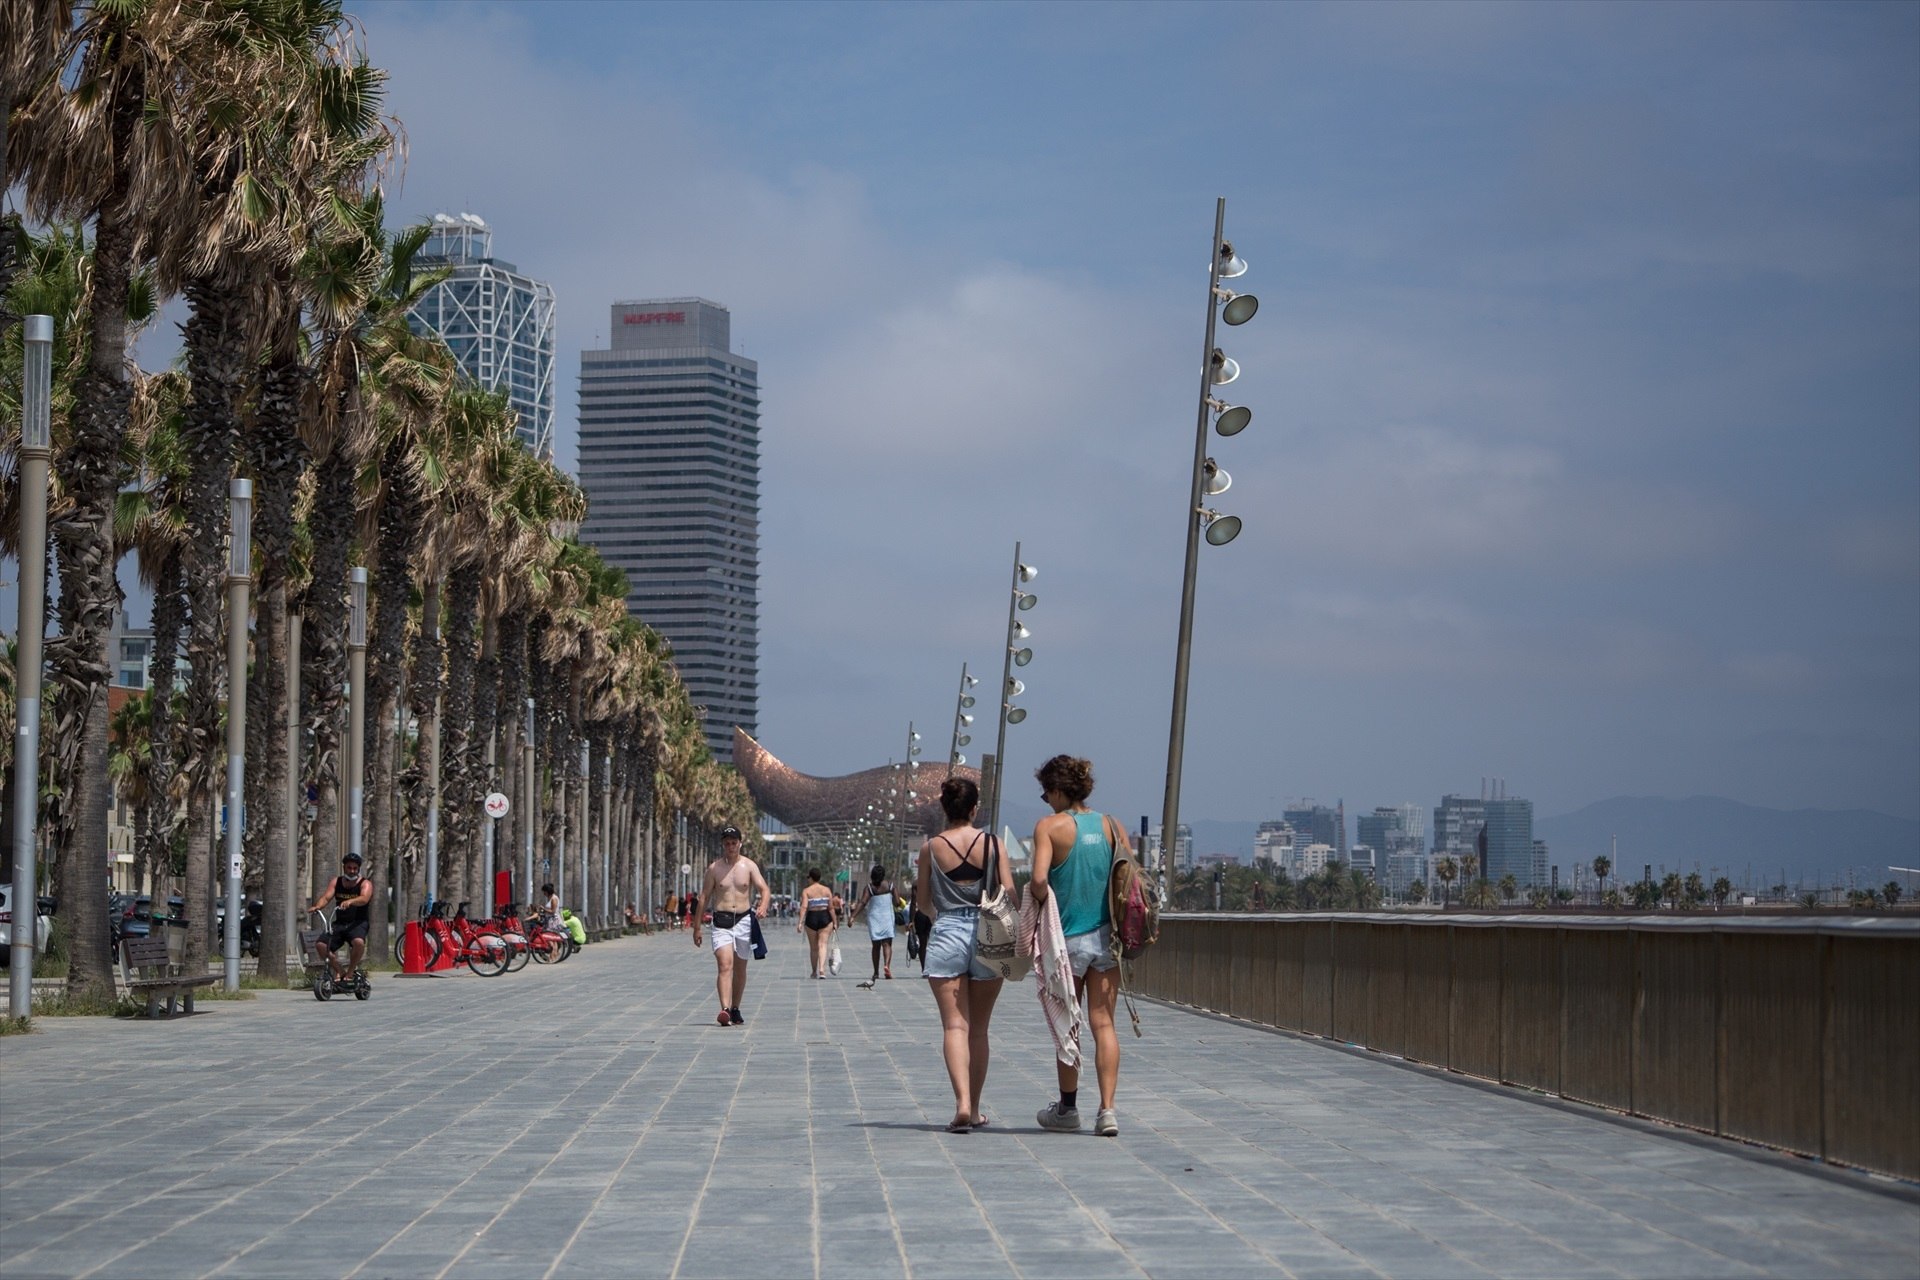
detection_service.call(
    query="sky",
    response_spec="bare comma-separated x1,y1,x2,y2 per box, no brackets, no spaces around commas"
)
131,0,1920,828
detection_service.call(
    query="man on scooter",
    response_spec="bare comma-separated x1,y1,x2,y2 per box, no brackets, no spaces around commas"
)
306,852,373,982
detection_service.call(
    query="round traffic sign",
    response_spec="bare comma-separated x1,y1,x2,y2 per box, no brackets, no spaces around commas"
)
680,863,692,876
484,792,510,819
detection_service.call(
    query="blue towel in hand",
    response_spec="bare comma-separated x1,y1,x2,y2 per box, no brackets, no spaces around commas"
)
748,910,767,959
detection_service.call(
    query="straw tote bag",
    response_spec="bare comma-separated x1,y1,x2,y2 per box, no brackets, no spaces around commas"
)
974,836,1031,981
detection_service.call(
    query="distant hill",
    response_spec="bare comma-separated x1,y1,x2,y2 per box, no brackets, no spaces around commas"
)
1537,796,1918,888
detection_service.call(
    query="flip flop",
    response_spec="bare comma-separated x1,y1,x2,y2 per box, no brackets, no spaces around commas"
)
969,1114,992,1128
945,1118,972,1134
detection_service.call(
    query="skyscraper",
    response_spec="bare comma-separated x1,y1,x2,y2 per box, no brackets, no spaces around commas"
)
1360,805,1429,898
1483,796,1538,888
1283,802,1341,853
1433,795,1487,874
409,213,557,459
578,299,759,763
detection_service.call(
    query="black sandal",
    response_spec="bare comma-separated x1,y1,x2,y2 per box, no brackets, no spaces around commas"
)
945,1118,972,1133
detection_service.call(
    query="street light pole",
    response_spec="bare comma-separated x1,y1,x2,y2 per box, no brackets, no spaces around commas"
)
947,663,977,775
522,697,535,908
1160,196,1254,886
9,315,53,1018
988,544,1037,834
222,479,253,991
346,568,369,868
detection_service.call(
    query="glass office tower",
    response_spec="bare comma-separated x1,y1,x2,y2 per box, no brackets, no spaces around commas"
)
577,299,759,763
409,213,557,460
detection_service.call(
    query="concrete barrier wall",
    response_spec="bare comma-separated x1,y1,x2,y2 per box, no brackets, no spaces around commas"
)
1129,913,1919,1181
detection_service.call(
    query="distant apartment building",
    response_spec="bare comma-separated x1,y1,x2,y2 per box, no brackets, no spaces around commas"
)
1147,824,1194,875
1483,796,1537,888
1533,839,1550,890
1253,820,1296,871
578,298,760,764
1294,843,1336,877
1433,794,1487,876
1283,802,1345,857
409,213,557,459
1360,803,1431,899
1347,843,1377,878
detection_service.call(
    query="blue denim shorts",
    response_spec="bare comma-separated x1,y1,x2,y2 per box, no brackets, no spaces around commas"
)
923,908,996,981
1065,924,1118,977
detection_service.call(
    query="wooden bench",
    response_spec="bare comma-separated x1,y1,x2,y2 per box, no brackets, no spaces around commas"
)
118,934,219,1018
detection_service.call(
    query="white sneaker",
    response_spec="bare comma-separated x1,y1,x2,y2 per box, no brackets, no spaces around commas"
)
1036,1102,1082,1132
1094,1108,1118,1137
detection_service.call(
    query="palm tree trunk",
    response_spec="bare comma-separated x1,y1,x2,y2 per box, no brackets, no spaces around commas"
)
177,276,250,973
44,129,141,997
400,576,441,918
471,612,499,907
364,440,419,958
140,549,184,899
495,608,529,903
439,563,481,908
302,448,354,903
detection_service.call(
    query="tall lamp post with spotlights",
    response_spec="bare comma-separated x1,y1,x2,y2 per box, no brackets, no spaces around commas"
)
1160,197,1258,885
988,544,1039,833
10,316,53,1018
222,480,253,990
947,664,978,774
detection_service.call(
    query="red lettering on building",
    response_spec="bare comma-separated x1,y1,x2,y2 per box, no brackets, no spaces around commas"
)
622,311,686,325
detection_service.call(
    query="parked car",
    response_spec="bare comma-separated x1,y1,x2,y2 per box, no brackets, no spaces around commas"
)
0,882,54,966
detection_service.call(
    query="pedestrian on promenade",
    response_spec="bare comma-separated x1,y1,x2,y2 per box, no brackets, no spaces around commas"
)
856,863,897,979
1027,753,1130,1137
540,882,562,934
915,775,1013,1133
692,824,773,1027
797,868,835,978
664,892,679,929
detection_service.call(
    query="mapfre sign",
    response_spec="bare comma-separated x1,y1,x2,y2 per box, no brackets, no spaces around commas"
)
622,311,686,325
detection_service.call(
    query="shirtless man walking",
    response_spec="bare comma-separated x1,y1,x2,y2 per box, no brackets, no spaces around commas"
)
692,825,772,1026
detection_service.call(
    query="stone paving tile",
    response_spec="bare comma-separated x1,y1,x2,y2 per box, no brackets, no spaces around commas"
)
4,930,1916,1280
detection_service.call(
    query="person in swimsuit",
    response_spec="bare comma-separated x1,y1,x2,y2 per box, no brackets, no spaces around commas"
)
692,825,772,1026
855,863,897,980
305,851,373,982
797,869,835,978
915,776,1014,1134
1028,754,1130,1138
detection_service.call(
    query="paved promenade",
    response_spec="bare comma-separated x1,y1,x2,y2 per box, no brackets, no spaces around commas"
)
2,930,1914,1279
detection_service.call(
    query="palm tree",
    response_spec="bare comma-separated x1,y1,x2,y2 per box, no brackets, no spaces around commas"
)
1497,873,1517,905
1406,878,1426,905
10,2,197,992
1591,854,1611,903
1885,881,1903,907
1434,856,1458,907
1682,872,1705,908
1660,872,1683,909
1711,876,1732,909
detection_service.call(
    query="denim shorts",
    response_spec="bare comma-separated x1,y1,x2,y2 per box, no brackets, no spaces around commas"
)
1065,925,1118,978
923,908,996,981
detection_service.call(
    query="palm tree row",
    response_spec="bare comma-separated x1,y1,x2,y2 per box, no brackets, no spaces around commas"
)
3,1,755,996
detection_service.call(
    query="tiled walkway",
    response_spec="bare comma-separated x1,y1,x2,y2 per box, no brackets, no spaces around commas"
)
1,930,1914,1279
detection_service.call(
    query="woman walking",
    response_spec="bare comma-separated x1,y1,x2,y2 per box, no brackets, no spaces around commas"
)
855,863,897,980
796,868,835,978
1027,754,1130,1137
915,776,1013,1133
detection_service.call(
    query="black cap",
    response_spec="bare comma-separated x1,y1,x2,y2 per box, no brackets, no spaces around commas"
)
721,825,743,840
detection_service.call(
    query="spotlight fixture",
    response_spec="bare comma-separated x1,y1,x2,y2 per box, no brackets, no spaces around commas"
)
1215,287,1259,326
1210,348,1240,386
1202,510,1242,546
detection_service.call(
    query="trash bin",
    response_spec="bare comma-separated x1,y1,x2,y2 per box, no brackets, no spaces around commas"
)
158,915,188,969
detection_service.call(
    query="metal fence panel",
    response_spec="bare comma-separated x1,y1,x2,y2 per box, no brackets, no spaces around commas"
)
1274,920,1304,1031
1824,935,1920,1181
1331,920,1371,1046
1368,924,1409,1058
1717,931,1822,1159
1633,931,1718,1132
1404,924,1451,1066
1450,925,1503,1080
1560,928,1633,1111
1500,927,1560,1092
1302,921,1333,1037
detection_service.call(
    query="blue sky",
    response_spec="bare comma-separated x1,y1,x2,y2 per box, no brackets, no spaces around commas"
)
168,2,1920,827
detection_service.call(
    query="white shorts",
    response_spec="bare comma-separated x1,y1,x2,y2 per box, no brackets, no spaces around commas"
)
1065,925,1118,978
708,914,752,959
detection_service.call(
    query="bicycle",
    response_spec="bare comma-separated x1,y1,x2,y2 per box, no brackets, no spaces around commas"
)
301,909,371,1001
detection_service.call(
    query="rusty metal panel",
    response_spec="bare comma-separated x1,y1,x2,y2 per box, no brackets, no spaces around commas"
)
1331,921,1371,1045
1560,928,1632,1111
1824,936,1920,1181
1404,924,1451,1066
1367,924,1408,1057
1301,920,1333,1037
1499,927,1560,1092
1274,921,1305,1031
1449,926,1502,1080
1633,930,1718,1131
1718,932,1821,1159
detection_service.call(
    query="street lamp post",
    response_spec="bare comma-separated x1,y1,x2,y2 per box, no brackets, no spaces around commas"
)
522,697,535,907
1160,196,1257,886
987,544,1038,833
9,315,53,1018
947,664,978,775
222,479,253,991
346,568,369,869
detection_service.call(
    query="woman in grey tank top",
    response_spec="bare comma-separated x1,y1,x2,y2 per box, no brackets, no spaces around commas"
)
914,775,1016,1133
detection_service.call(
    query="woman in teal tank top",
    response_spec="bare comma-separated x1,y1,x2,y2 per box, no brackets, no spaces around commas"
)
1027,754,1133,1139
